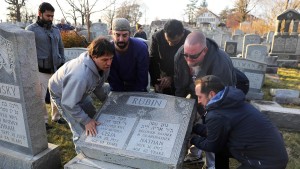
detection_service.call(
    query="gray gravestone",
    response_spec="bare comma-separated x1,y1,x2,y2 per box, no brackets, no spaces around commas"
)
221,34,231,49
270,89,300,98
231,58,267,100
212,33,222,47
224,41,237,57
64,48,87,62
242,34,261,58
0,23,60,168
90,22,108,39
66,92,196,169
245,44,268,63
266,31,274,44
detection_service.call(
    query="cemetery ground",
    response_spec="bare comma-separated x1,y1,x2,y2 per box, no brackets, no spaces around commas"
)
45,67,300,169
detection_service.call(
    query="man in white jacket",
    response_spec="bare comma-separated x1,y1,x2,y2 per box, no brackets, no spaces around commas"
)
49,37,114,152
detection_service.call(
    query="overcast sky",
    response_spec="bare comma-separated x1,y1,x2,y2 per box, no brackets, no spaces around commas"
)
0,0,234,25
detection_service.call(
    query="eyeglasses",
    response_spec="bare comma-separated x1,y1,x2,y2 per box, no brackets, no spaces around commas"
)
182,47,207,59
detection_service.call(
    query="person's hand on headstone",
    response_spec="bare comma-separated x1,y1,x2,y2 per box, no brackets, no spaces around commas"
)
157,76,172,89
85,119,100,136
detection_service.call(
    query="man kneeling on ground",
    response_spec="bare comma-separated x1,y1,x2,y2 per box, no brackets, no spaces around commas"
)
191,75,288,169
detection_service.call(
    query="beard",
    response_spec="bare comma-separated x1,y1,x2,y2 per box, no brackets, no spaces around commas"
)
116,41,128,49
37,16,52,29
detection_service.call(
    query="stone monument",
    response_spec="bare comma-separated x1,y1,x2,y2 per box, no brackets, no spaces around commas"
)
0,23,61,169
65,92,196,169
231,57,267,100
64,48,87,62
270,9,300,67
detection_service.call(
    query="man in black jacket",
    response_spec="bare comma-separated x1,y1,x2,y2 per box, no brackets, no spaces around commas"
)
192,75,288,169
174,31,236,167
149,19,190,95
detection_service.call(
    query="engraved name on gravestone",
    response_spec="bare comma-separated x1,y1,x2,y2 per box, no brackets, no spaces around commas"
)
76,92,196,169
231,58,266,90
64,48,87,62
0,35,29,147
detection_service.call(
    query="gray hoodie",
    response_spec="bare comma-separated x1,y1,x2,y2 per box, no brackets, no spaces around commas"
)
49,52,109,125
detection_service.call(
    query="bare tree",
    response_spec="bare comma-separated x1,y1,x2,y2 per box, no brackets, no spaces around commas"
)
233,0,259,22
185,0,198,25
116,0,143,26
64,0,116,41
103,0,117,29
5,0,26,22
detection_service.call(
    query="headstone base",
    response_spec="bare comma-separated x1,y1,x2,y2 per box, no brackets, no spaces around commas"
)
277,59,298,68
246,91,264,100
0,143,61,169
266,66,278,74
64,153,134,169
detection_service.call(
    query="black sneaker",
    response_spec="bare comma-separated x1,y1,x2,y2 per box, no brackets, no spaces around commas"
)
45,123,53,130
53,118,67,124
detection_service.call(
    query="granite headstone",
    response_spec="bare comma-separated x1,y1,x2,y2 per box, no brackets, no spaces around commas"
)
64,48,87,62
0,23,60,169
231,57,267,100
67,92,196,169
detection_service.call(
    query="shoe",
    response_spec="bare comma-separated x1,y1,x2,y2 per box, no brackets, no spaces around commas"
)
45,123,53,130
184,153,203,163
52,118,67,124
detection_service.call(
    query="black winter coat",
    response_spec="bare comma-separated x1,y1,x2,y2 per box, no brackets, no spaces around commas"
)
191,87,288,169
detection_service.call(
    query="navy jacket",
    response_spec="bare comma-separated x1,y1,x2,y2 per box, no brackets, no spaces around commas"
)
191,87,288,169
108,38,149,92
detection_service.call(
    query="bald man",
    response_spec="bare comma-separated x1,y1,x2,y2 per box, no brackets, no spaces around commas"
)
174,31,236,168
174,31,236,99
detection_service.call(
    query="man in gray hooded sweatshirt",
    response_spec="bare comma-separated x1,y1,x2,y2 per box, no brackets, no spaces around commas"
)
49,37,114,152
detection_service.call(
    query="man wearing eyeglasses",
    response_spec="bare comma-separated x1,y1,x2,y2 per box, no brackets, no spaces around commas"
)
174,31,236,168
149,19,191,95
108,18,149,92
174,31,236,98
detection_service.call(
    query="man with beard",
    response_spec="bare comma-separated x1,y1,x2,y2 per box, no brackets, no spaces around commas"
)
26,2,65,130
108,18,149,92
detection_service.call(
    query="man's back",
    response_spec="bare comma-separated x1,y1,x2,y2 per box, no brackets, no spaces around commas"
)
205,87,288,168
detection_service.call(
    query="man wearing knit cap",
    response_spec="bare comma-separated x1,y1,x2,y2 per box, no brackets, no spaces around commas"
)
108,18,149,92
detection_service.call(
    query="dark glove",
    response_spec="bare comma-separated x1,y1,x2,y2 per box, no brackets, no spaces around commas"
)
192,123,207,137
190,135,206,148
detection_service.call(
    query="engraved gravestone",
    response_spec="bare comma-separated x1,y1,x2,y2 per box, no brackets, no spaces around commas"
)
231,57,267,100
224,41,237,57
67,92,196,169
245,44,268,63
242,34,261,57
0,23,60,169
64,48,87,62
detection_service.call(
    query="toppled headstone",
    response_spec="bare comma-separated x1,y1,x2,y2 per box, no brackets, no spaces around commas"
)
68,92,196,169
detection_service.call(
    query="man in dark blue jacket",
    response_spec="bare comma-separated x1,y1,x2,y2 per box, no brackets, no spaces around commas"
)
108,18,149,92
191,75,288,169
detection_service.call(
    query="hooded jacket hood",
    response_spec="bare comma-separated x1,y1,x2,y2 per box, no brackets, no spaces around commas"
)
206,86,245,111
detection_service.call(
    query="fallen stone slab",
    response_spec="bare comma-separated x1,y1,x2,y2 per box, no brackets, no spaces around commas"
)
251,100,300,131
273,97,300,105
270,89,300,98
